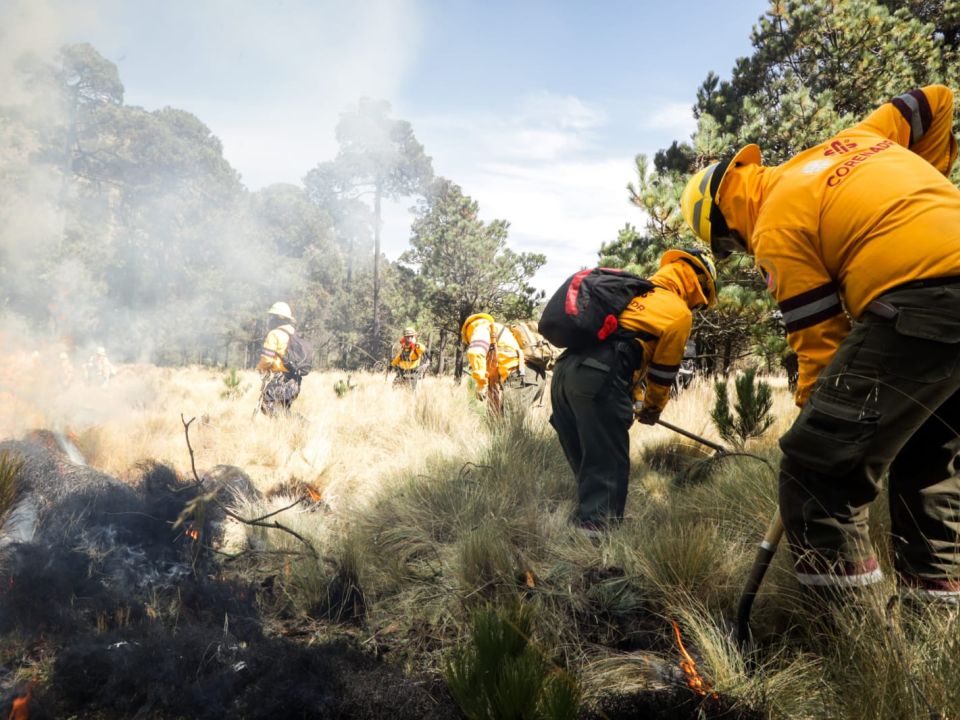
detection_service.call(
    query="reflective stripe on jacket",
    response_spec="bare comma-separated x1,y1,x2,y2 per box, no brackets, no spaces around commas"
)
718,85,960,406
618,261,699,413
464,318,523,391
257,324,295,373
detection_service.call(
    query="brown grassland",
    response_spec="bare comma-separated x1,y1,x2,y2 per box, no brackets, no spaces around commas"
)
3,363,959,719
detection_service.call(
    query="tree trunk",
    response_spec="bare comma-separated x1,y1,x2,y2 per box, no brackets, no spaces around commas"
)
454,345,463,382
346,238,354,289
426,329,435,375
372,181,382,351
437,329,447,375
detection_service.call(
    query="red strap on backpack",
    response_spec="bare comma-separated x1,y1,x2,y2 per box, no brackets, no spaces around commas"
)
597,314,619,341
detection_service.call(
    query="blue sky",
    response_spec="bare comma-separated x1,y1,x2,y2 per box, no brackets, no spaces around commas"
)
56,0,769,290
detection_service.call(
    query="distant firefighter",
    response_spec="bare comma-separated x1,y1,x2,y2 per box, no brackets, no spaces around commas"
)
390,326,428,390
85,346,116,388
256,302,312,417
59,351,75,388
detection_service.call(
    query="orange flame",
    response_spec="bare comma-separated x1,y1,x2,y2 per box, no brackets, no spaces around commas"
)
187,528,199,541
8,683,33,720
304,484,322,503
671,620,718,700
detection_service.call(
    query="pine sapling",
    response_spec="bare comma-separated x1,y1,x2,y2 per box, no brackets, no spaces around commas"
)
444,601,581,720
220,368,246,400
711,366,775,449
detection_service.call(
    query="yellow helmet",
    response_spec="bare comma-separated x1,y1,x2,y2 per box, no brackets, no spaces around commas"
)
461,313,494,344
660,247,719,308
268,301,294,321
680,144,761,259
403,326,416,337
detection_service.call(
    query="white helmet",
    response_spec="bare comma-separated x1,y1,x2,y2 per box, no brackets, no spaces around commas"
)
268,301,294,321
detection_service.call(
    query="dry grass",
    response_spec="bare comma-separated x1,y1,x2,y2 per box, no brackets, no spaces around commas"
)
11,367,485,510
9,361,960,719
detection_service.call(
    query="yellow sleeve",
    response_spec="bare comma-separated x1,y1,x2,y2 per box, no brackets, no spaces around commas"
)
854,85,958,176
641,314,692,413
618,291,691,411
257,329,283,372
755,229,852,407
391,349,402,367
465,324,490,390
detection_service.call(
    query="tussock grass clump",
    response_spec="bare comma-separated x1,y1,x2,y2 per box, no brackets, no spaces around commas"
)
0,450,22,520
667,603,828,720
628,518,743,609
808,595,960,719
641,440,716,485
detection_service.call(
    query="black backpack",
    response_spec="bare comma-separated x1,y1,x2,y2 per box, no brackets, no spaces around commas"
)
281,330,314,376
538,268,655,350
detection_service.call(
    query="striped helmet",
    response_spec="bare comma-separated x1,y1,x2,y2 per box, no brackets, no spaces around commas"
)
680,144,761,259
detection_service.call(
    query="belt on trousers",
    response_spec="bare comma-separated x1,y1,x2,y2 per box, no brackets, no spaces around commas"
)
867,276,960,320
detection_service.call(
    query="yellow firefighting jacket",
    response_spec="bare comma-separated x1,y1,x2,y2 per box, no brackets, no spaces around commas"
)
462,314,524,392
257,324,295,374
391,340,426,370
618,261,706,414
716,85,960,406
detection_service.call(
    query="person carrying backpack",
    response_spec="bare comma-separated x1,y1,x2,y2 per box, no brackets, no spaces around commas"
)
547,249,717,536
256,301,308,417
461,313,543,414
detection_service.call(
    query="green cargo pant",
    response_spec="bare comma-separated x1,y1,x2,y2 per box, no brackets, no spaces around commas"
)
503,367,547,407
779,282,960,599
549,346,634,525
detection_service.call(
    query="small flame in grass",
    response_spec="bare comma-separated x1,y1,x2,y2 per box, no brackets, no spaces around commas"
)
671,620,718,700
304,483,322,503
525,570,535,588
8,682,33,720
187,527,199,541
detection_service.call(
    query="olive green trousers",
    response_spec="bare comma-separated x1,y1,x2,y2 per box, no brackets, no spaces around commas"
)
549,347,634,525
779,283,960,598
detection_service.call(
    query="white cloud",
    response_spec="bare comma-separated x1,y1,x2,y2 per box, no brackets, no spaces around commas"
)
640,100,696,135
381,93,645,293
518,91,607,130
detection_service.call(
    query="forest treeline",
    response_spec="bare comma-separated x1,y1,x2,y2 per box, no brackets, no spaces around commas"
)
1,0,958,373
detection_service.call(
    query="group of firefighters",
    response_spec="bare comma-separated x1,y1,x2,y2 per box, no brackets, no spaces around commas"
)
258,84,960,615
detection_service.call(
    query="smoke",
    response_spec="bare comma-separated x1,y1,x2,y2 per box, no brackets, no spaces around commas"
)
0,4,324,371
0,0,435,437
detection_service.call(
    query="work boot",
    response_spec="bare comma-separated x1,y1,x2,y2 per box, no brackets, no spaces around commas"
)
575,519,604,541
897,575,960,625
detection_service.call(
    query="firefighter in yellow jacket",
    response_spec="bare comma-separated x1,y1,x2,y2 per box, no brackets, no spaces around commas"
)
550,249,717,534
461,313,540,412
681,85,960,604
256,301,301,416
391,327,428,390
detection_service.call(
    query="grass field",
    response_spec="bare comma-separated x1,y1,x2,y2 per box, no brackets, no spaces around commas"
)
5,363,959,719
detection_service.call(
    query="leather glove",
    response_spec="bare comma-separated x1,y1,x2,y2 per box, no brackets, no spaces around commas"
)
633,402,660,425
